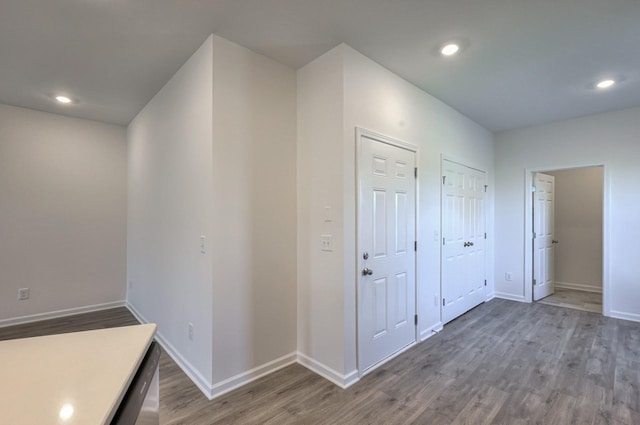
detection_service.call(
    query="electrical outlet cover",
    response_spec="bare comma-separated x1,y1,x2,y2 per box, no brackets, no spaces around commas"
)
320,234,333,252
18,288,30,300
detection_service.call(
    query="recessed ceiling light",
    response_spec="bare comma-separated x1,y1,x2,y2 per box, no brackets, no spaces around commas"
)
440,43,460,56
596,79,615,89
55,95,72,104
59,403,74,421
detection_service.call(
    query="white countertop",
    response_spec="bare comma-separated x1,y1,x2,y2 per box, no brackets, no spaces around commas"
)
0,323,157,425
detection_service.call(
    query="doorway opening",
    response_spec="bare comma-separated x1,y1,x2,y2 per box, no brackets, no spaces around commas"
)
529,166,604,314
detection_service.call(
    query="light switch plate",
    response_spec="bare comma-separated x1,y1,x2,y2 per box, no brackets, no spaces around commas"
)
324,206,332,222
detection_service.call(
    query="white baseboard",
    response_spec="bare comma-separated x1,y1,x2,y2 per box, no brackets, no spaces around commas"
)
420,322,443,342
555,281,602,294
127,302,298,400
494,292,527,303
485,292,496,302
0,300,126,328
126,303,213,398
609,310,640,323
298,325,446,390
209,352,297,400
297,352,359,389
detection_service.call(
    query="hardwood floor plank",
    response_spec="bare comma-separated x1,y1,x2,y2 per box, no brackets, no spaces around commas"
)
569,395,598,425
613,360,640,413
450,385,509,425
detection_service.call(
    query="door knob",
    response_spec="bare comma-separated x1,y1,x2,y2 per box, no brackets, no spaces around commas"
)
464,242,469,247
469,241,474,247
362,268,373,276
552,240,559,244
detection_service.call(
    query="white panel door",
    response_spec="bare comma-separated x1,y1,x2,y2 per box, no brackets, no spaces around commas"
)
441,159,486,324
358,132,416,374
533,173,555,300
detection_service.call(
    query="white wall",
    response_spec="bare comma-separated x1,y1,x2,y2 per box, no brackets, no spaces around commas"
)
210,36,297,389
343,46,495,371
127,36,214,389
547,167,603,292
297,46,347,383
0,104,127,324
494,107,640,321
297,44,494,384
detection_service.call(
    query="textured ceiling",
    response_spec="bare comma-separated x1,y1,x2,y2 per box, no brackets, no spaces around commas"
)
1,0,638,131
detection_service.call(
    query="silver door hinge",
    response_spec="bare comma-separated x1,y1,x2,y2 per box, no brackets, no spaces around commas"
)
532,186,537,193
442,176,446,184
414,241,417,251
532,232,537,239
442,298,445,307
484,233,487,239
533,278,537,286
484,279,487,286
484,185,488,193
442,237,445,246
414,314,418,326
415,168,418,178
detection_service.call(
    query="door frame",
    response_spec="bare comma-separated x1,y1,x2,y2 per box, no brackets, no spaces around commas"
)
440,155,489,323
355,127,418,377
523,163,609,316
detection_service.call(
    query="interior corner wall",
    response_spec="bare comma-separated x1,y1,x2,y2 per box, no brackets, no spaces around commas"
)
547,167,603,292
0,104,127,323
210,35,297,389
494,106,640,321
127,36,214,389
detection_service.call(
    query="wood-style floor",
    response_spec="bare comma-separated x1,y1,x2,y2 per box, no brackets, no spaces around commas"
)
2,299,639,424
537,287,603,314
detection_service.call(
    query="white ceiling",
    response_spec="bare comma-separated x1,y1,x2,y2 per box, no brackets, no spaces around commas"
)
1,0,638,131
